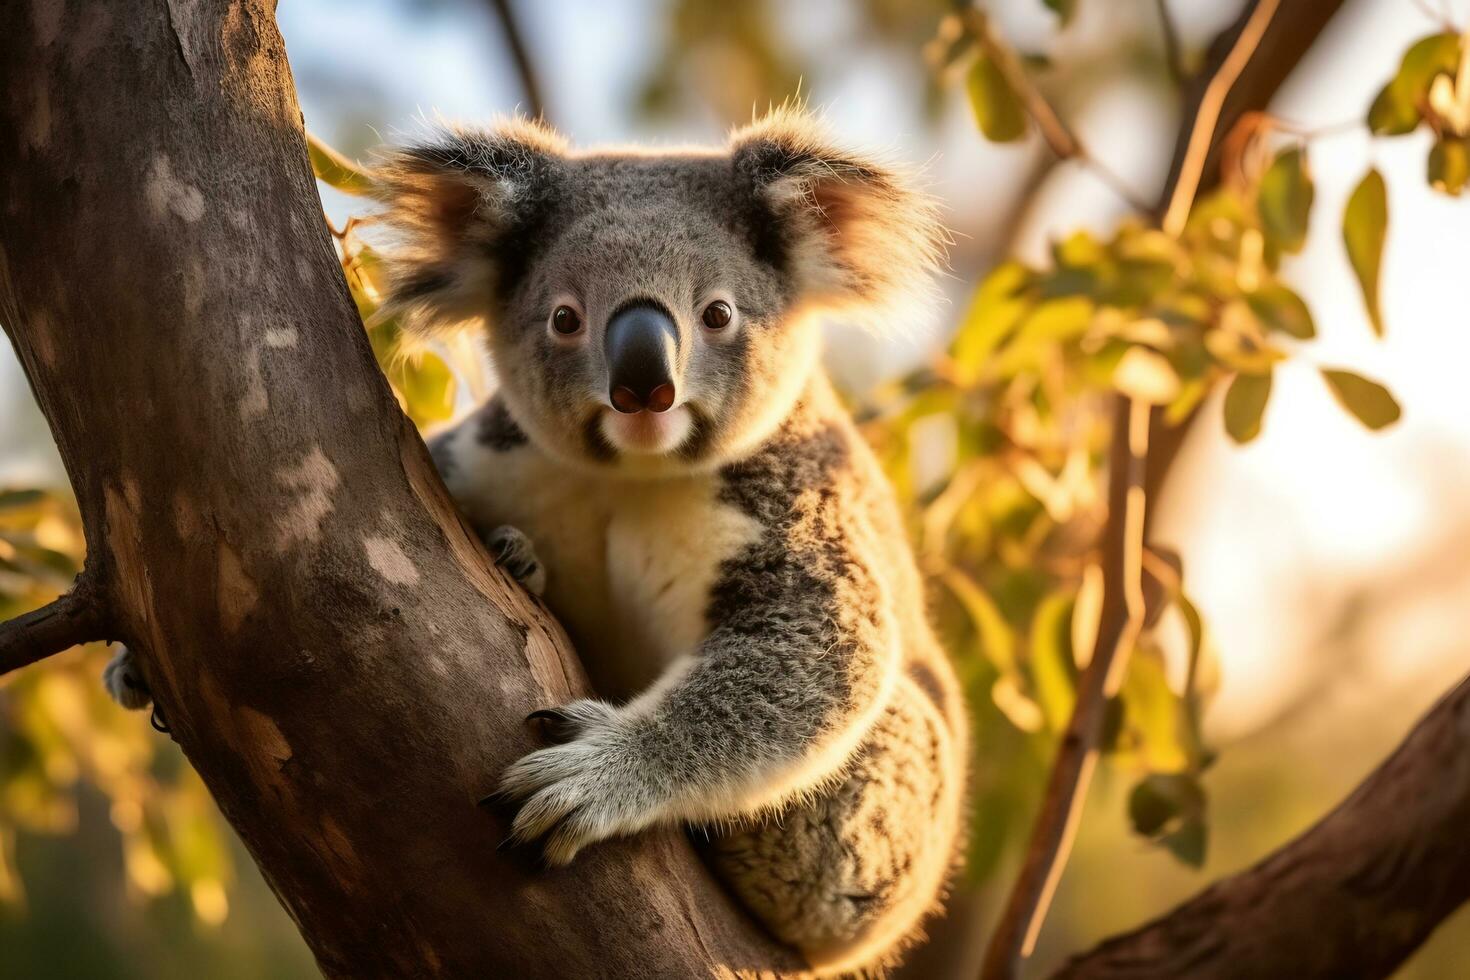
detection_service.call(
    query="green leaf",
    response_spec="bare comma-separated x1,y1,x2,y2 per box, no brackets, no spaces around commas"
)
942,569,1016,673
1343,169,1388,337
1257,147,1314,253
1162,817,1208,868
966,53,1027,143
951,262,1032,383
307,132,378,196
1028,592,1077,732
1222,370,1272,444
1321,369,1401,431
1128,772,1204,837
1429,138,1470,196
1246,283,1316,339
993,296,1095,376
1367,33,1461,136
1120,648,1190,772
1042,0,1078,26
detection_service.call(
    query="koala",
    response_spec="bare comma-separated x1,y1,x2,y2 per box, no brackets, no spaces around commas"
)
384,107,968,976
106,107,968,976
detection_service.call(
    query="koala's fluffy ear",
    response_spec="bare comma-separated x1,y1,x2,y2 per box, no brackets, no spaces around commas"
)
374,118,567,333
730,107,947,334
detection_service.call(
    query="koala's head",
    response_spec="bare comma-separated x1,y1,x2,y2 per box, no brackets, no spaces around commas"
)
377,107,944,476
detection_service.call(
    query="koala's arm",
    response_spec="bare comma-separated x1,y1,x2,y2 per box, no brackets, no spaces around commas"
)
498,529,899,864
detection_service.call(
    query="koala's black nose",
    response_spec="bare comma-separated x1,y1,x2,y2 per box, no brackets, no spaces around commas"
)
605,303,678,414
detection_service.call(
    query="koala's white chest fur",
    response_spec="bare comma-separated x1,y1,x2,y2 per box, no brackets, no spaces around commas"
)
446,435,762,697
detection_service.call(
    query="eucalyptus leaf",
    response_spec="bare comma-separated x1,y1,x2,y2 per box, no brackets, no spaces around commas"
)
1429,138,1470,196
1257,147,1314,253
398,352,457,427
952,262,1032,383
306,132,377,196
1223,370,1272,444
1367,33,1461,136
942,569,1017,673
1029,592,1077,732
1246,283,1316,339
1343,169,1388,336
966,53,1027,143
1321,369,1401,430
1162,817,1208,868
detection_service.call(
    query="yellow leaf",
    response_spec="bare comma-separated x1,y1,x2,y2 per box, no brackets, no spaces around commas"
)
1113,346,1181,405
307,132,378,196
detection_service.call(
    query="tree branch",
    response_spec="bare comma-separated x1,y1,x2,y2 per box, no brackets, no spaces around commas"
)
1154,0,1187,89
1054,670,1470,979
981,3,1348,976
1155,0,1346,224
486,0,548,121
981,396,1151,980
957,5,1151,213
0,3,795,973
0,577,108,678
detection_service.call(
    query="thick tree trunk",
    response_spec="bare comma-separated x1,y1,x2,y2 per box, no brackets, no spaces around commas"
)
0,2,798,976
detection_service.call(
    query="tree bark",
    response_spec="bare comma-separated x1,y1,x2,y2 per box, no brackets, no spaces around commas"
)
0,2,799,976
1054,671,1470,979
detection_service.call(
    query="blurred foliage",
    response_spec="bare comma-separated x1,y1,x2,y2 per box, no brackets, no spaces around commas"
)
849,5,1423,875
0,0,1458,945
318,159,490,427
0,492,233,926
634,0,954,124
1369,29,1470,196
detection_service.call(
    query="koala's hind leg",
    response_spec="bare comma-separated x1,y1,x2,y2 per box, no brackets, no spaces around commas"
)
103,645,152,710
704,676,962,977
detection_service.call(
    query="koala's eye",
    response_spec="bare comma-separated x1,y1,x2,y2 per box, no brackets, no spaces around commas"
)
551,305,583,336
701,300,733,330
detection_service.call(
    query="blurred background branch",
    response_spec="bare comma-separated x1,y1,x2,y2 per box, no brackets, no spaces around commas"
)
486,0,548,120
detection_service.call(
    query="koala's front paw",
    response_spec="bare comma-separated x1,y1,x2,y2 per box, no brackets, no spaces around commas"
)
491,700,661,865
103,646,152,710
483,524,546,596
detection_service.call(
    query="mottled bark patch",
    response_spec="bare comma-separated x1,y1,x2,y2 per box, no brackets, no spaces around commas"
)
363,535,420,586
272,447,340,552
217,540,260,633
145,152,205,223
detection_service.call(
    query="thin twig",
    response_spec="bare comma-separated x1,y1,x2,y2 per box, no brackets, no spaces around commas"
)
979,396,1151,980
1154,0,1186,87
487,0,548,121
1263,114,1366,140
0,578,108,678
959,6,1152,214
1412,0,1456,31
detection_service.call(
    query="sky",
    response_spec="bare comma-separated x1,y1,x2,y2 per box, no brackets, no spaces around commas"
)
3,0,1469,738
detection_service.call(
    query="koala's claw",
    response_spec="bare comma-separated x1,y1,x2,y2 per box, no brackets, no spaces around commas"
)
484,524,546,596
489,699,656,866
103,646,153,710
524,706,592,744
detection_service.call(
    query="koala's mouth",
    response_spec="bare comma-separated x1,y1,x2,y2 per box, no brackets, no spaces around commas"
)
598,403,695,457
